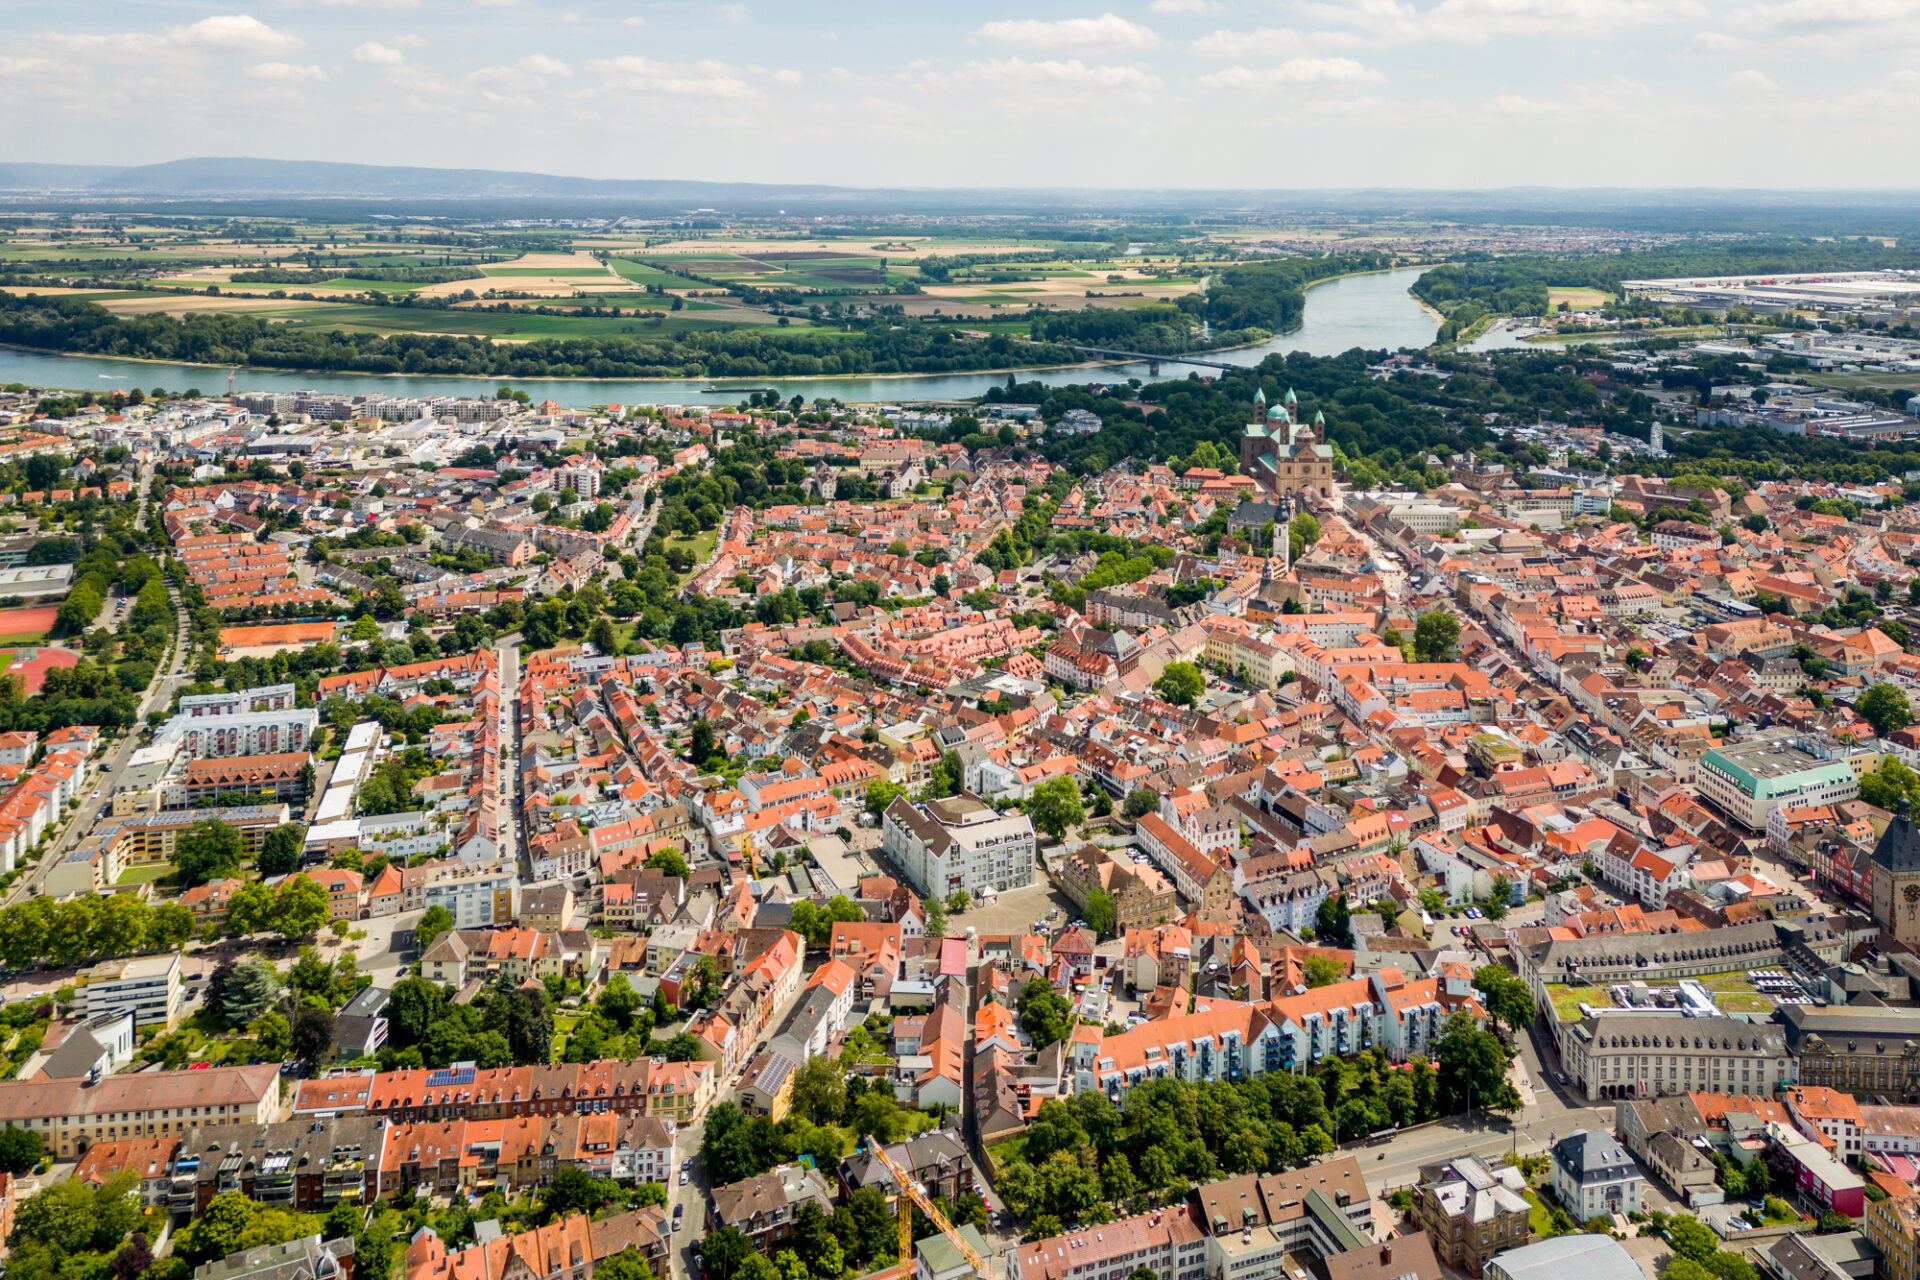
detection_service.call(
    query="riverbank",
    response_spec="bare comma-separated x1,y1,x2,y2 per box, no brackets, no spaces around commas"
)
0,266,1441,406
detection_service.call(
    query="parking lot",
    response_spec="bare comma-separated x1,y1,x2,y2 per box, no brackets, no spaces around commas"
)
948,878,1077,939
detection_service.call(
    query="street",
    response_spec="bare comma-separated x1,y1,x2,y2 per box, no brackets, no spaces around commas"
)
8,461,192,906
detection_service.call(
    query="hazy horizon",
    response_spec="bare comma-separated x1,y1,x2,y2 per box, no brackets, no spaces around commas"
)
8,1,1918,191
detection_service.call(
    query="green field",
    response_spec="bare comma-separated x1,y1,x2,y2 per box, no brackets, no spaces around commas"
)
483,267,613,277
610,259,694,287
268,304,776,338
116,862,174,886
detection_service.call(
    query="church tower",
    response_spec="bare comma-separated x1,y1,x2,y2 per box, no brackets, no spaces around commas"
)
1312,409,1326,444
1873,797,1920,947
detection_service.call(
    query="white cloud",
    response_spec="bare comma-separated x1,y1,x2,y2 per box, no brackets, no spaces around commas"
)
1725,67,1778,88
1191,27,1306,57
244,61,331,80
1198,56,1384,86
587,55,759,99
1736,0,1920,28
303,0,421,8
621,15,647,25
168,14,305,55
920,57,1161,92
1296,0,1694,44
773,68,803,85
1149,0,1215,11
716,4,749,23
518,53,572,76
1686,31,1752,52
559,11,583,22
976,13,1161,52
353,39,406,64
471,0,521,8
389,33,429,46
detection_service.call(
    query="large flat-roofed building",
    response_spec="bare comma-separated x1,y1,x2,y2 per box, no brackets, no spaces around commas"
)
1485,1236,1641,1280
881,795,1035,899
1698,738,1859,830
1560,1013,1793,1102
176,683,298,718
0,1062,279,1159
79,953,183,1030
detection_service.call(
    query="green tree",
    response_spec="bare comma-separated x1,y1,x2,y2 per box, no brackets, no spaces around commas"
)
1028,775,1086,844
1122,788,1160,820
1484,875,1512,922
1413,610,1461,664
686,718,717,764
1153,660,1205,707
175,819,244,886
1666,1216,1718,1264
1435,1012,1518,1113
350,614,381,643
0,1124,43,1173
414,904,455,953
273,875,331,942
645,847,690,879
1304,955,1344,988
1472,964,1534,1033
542,1166,615,1222
1314,894,1352,948
790,1054,847,1126
1018,979,1074,1049
1083,889,1116,941
1859,682,1914,737
250,1011,292,1061
220,956,284,1027
865,778,905,818
258,824,305,877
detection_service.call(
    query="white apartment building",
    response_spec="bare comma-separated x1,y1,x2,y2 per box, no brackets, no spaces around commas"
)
168,707,319,759
407,860,519,929
881,795,1035,899
555,459,602,501
78,953,183,1030
176,683,297,718
1550,1129,1644,1220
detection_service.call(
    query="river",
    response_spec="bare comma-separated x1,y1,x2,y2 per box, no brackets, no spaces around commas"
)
0,266,1439,408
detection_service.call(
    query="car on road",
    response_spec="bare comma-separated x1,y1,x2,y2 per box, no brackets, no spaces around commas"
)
671,1205,683,1233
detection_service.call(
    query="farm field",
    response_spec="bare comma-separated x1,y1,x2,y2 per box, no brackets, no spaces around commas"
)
1548,287,1611,309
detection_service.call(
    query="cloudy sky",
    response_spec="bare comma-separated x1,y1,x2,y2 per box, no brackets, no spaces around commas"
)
7,0,1917,189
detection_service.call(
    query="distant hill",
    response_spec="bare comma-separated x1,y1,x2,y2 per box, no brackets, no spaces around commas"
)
72,156,854,200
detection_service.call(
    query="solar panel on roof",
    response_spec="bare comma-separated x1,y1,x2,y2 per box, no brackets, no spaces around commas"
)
426,1067,476,1087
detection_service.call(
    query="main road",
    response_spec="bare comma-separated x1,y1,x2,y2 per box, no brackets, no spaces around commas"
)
6,458,195,905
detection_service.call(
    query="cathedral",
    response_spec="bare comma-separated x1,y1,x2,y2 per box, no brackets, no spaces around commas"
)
1239,387,1334,504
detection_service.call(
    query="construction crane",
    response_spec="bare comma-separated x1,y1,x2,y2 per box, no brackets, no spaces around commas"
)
864,1135,992,1280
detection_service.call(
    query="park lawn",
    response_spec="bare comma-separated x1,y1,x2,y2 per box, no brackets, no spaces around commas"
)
1550,985,1613,1022
986,1135,1027,1169
116,862,174,886
666,531,718,583
0,631,49,645
1523,1190,1563,1238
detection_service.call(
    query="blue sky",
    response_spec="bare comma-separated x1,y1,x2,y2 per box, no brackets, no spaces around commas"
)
6,1,1916,188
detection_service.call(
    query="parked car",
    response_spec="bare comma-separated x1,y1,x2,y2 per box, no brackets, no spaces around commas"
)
671,1205,683,1233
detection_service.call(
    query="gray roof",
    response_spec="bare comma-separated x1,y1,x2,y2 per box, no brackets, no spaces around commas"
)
1873,804,1920,874
193,1236,352,1280
1551,1129,1638,1186
1487,1236,1641,1280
